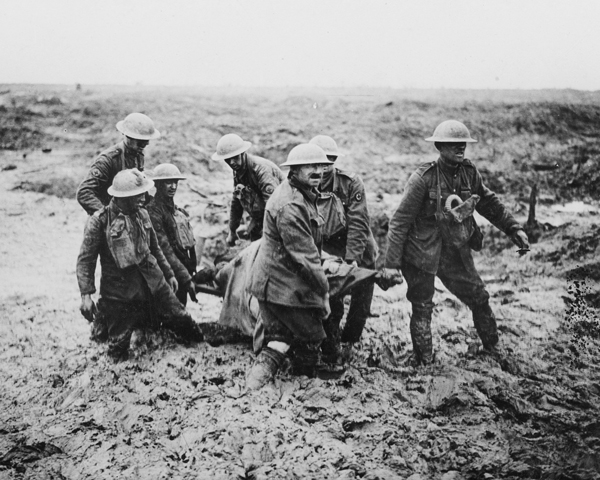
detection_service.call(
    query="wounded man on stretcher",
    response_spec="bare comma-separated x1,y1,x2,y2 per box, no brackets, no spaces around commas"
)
194,240,404,361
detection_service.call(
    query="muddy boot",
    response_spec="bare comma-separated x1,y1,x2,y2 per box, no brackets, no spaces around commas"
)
91,317,108,343
341,282,374,343
291,344,322,378
471,302,499,350
410,305,434,366
321,308,343,364
403,351,436,369
316,362,346,380
161,312,204,343
198,322,250,347
340,342,355,363
246,347,286,390
107,330,132,362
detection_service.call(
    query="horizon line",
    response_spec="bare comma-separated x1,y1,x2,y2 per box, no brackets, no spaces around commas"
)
0,83,599,94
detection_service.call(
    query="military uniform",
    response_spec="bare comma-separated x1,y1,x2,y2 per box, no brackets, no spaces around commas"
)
77,142,145,215
385,156,522,363
229,154,285,240
76,200,202,359
147,192,196,305
319,167,378,347
248,177,328,350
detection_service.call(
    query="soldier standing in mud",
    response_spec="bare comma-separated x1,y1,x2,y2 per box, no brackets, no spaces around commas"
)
211,134,285,244
76,112,160,215
245,144,334,390
76,168,204,361
309,135,379,362
147,163,198,306
385,120,530,366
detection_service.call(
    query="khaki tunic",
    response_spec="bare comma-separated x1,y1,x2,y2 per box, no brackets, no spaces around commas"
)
76,201,175,301
320,167,378,267
386,157,521,274
229,154,285,236
248,177,328,310
76,142,144,215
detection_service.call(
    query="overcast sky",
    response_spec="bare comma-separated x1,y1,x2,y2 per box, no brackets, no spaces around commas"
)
1,0,598,90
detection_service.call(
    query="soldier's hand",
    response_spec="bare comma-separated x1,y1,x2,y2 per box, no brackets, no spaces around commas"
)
511,229,530,251
375,268,404,291
193,266,217,284
226,230,238,247
168,277,179,293
186,280,198,303
322,259,340,275
80,294,97,322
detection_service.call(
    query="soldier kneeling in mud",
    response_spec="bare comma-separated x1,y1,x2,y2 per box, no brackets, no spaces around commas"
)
240,144,335,389
240,144,402,390
76,168,204,361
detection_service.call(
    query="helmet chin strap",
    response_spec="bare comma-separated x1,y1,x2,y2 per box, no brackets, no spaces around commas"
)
239,152,248,171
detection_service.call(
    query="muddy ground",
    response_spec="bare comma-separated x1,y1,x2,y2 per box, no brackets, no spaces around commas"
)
1,86,600,479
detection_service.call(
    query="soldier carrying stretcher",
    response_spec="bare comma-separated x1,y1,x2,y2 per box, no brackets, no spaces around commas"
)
310,135,380,363
211,134,285,245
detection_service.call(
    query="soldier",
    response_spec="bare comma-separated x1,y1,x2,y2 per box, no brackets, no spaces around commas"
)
211,134,285,245
310,135,379,362
77,168,203,361
77,112,160,215
385,120,530,366
245,144,334,390
147,163,198,306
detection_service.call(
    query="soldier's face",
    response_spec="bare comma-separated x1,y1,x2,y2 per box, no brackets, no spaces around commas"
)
437,142,467,165
117,193,146,214
322,155,338,175
225,154,243,171
157,180,178,198
124,136,150,154
296,164,326,188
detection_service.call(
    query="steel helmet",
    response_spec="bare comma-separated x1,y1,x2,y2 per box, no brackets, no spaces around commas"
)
107,168,154,197
116,113,161,140
151,163,186,181
280,143,334,167
309,135,345,157
425,120,477,143
211,134,252,161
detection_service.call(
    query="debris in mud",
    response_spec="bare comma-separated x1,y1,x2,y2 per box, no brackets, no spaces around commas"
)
11,177,79,198
564,268,600,367
0,442,63,472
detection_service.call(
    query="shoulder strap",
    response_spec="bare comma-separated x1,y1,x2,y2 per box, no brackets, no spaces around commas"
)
436,162,442,215
104,205,113,245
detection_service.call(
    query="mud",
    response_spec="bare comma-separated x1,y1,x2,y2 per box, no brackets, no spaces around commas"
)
1,86,600,479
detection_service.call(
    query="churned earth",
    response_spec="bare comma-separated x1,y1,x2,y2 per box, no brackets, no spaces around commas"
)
0,86,599,479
